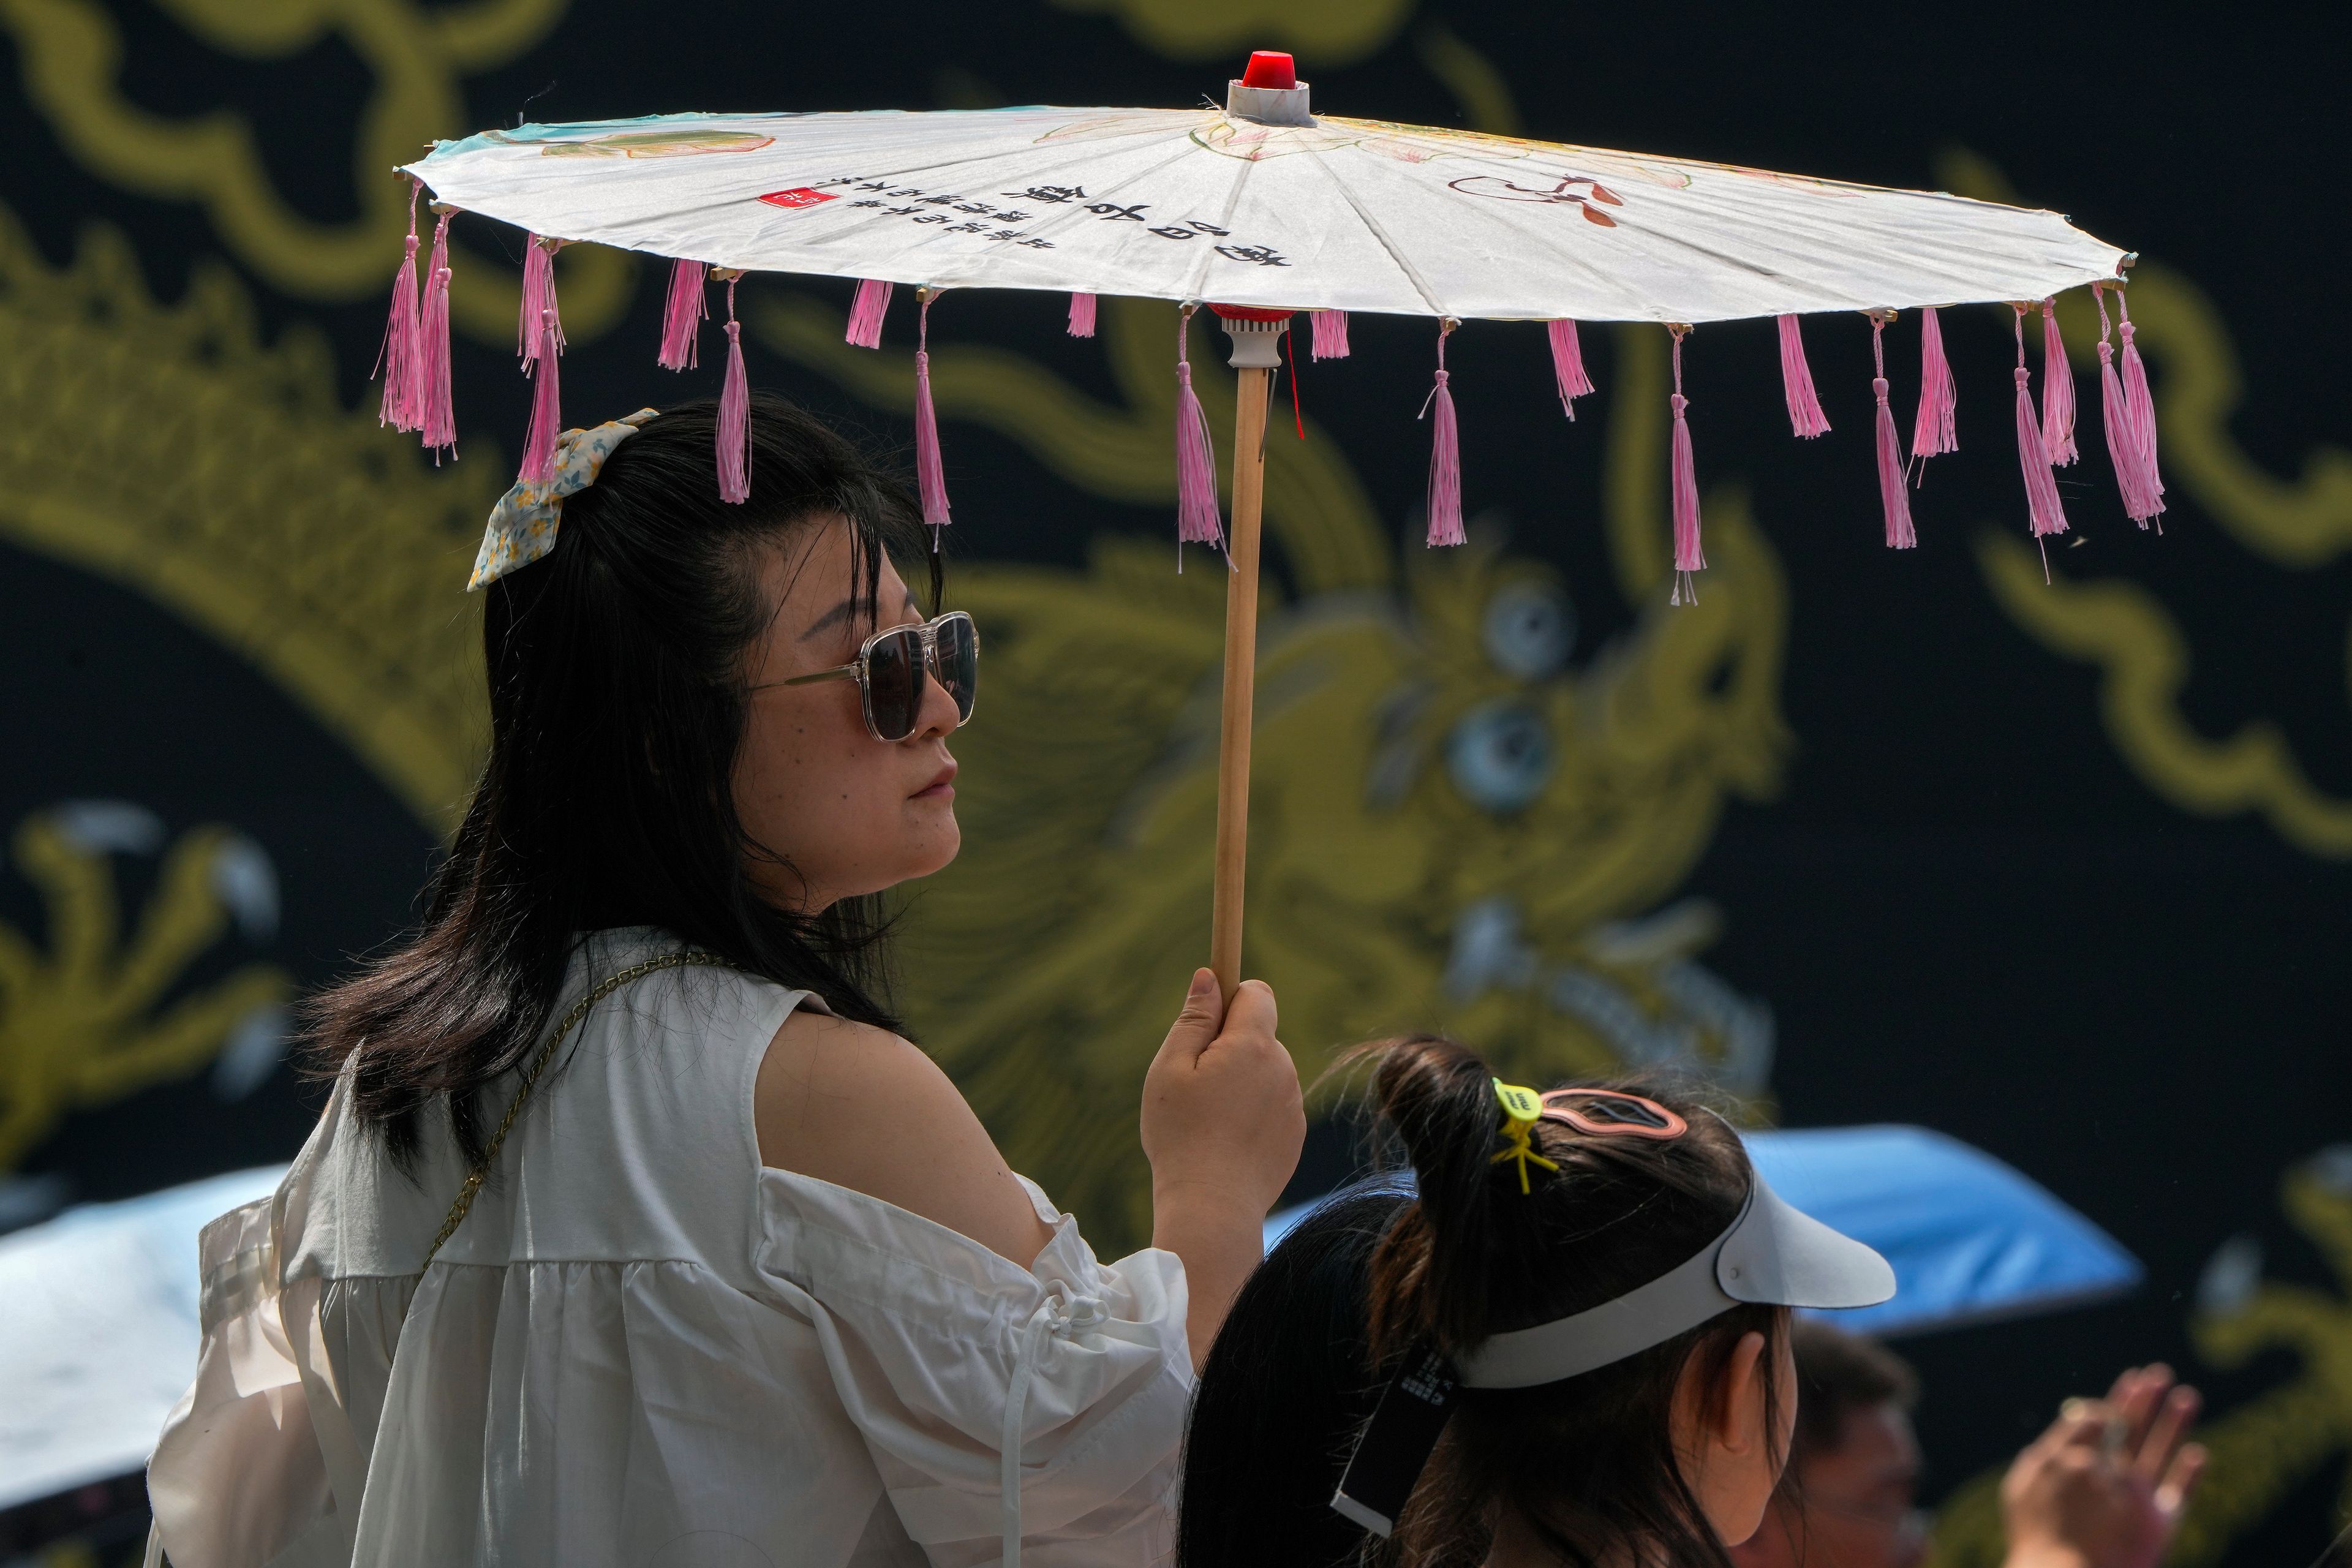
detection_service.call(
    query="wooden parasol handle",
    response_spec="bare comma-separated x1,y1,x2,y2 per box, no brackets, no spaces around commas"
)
1209,364,1273,1001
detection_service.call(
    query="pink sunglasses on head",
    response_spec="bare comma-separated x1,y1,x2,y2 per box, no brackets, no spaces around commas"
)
1539,1088,1687,1140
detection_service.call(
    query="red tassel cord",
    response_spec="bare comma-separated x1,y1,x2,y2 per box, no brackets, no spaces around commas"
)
1066,292,1098,338
1310,308,1350,360
2116,287,2166,523
1777,313,1831,439
1422,320,1464,548
1172,305,1225,559
717,274,750,503
418,207,456,459
1871,314,1916,549
375,177,423,432
2011,305,2069,579
1547,318,1594,419
2039,299,2078,466
518,236,564,366
846,278,892,349
1910,304,1958,466
658,258,707,371
519,306,562,484
1668,326,1704,603
2094,284,2163,527
1283,324,1305,440
914,288,951,540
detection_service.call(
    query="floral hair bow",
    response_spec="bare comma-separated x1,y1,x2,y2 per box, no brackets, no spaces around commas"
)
469,409,659,590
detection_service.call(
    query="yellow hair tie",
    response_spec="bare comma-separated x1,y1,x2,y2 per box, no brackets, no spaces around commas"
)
1489,1078,1560,1194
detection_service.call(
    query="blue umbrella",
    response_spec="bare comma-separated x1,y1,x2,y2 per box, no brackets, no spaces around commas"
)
1262,1124,2142,1337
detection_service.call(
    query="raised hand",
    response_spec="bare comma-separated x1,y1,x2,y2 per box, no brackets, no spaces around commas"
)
2001,1363,2206,1568
1140,969,1303,1369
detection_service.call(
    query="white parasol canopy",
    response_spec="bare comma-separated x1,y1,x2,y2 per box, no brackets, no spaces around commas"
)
390,58,2155,1000
405,104,2126,324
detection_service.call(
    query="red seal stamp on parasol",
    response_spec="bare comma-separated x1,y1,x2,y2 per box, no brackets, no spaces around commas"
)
757,187,837,210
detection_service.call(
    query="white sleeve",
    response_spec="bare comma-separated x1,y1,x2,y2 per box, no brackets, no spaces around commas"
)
756,1170,1193,1568
145,1193,356,1568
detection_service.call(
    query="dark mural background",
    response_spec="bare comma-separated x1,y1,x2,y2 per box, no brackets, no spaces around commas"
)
1,1,2346,1562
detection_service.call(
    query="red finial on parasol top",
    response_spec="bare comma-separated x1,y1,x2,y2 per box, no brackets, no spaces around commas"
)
1240,51,1297,89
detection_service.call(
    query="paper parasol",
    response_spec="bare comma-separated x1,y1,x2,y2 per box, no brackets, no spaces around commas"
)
388,51,2157,998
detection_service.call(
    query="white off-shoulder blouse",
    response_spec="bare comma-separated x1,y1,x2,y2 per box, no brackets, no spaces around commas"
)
146,929,1192,1568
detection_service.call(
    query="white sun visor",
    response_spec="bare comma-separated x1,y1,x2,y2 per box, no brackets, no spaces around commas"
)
1454,1174,1895,1390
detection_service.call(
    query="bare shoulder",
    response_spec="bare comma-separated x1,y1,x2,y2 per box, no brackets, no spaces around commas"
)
755,1005,1054,1266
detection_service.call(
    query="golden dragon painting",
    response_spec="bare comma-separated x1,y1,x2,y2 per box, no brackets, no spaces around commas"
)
0,0,2347,1560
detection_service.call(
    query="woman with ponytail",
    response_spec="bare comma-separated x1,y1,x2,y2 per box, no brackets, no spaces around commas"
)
1180,1035,1894,1568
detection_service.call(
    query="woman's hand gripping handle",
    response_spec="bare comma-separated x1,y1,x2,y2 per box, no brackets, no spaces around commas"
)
1140,968,1305,1372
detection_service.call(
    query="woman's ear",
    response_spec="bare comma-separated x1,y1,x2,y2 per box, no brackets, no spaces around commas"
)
1673,1330,1768,1469
1673,1329,1784,1547
1711,1330,1772,1455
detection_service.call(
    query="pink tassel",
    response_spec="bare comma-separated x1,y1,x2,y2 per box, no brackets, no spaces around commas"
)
1668,327,1703,603
1423,322,1464,548
1066,292,1097,338
1311,308,1351,360
2039,299,2078,467
2116,288,2165,519
1172,306,1224,552
845,278,892,349
1547,318,1594,418
1871,315,1915,549
519,307,562,484
2094,285,2162,527
2011,306,2068,575
717,276,750,504
1777,313,1831,439
374,178,423,432
418,208,456,458
914,290,951,537
518,237,564,366
1910,305,1957,461
658,258,707,371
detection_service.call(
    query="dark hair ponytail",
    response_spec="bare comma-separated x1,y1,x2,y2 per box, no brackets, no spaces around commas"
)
1355,1033,1518,1357
1178,1036,1787,1568
305,394,926,1170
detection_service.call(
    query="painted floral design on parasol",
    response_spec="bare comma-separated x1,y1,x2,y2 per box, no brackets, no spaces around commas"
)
379,48,2159,997
483,126,778,158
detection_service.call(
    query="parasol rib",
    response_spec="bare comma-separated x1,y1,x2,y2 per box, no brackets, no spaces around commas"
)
1307,152,1452,318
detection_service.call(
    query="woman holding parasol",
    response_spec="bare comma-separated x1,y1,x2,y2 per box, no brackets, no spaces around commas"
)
145,396,1304,1567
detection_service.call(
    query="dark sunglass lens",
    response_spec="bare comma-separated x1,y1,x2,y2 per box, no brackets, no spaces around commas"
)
865,628,922,740
937,617,978,722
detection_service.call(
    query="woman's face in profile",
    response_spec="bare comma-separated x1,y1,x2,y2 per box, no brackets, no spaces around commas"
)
733,517,963,911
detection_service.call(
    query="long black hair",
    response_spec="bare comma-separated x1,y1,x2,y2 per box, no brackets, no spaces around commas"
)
307,394,927,1169
1179,1185,1413,1568
1178,1037,1787,1568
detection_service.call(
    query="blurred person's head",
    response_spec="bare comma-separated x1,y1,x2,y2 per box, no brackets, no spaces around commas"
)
1180,1037,1806,1568
309,395,953,1167
1730,1321,1925,1568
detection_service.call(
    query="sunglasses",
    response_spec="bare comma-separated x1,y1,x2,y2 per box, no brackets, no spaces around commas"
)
777,610,979,742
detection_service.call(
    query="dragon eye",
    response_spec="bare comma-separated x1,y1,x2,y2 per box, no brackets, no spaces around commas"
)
1483,582,1574,680
1447,701,1554,813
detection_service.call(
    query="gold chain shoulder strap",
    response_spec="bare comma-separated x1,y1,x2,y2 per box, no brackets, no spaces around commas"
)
422,950,740,1269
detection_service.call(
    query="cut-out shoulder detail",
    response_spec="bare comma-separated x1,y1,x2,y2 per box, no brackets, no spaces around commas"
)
757,1007,1057,1268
